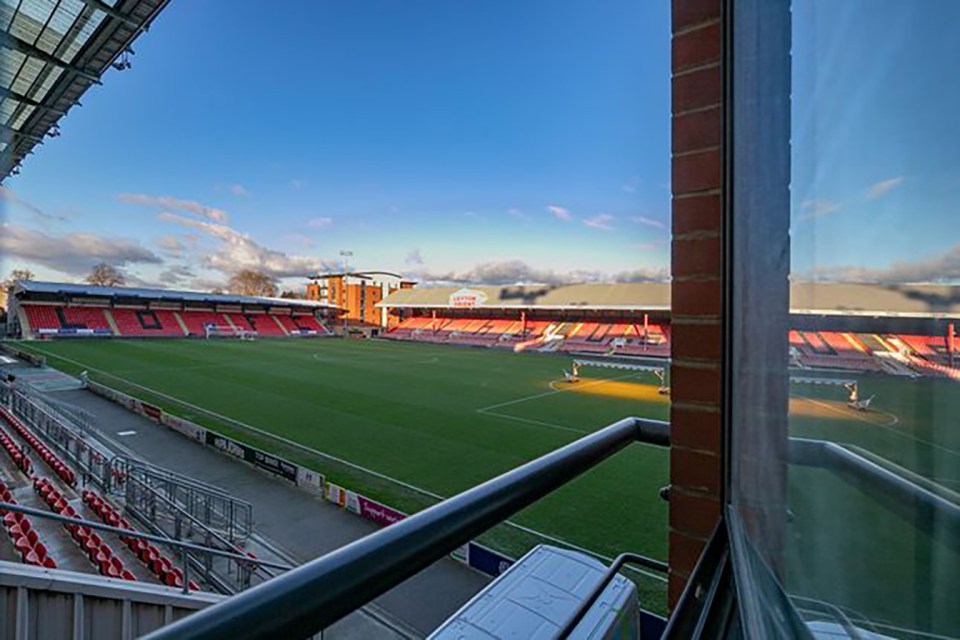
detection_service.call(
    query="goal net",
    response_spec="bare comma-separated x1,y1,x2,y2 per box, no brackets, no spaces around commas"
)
204,325,257,340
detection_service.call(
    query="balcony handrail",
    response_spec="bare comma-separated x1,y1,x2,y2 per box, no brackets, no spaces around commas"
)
144,416,670,640
788,438,960,547
0,500,293,571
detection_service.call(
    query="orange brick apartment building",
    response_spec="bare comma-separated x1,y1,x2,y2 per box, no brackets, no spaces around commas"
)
306,272,415,327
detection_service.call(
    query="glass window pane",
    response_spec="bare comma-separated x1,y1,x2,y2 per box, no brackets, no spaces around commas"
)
732,1,960,638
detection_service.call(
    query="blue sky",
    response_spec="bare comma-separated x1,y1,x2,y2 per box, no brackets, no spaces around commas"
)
790,0,960,282
1,0,958,290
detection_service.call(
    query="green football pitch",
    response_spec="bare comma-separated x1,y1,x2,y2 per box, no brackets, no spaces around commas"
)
14,338,960,631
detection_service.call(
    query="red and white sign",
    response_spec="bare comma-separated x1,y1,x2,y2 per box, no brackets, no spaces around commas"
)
357,495,406,527
449,288,487,308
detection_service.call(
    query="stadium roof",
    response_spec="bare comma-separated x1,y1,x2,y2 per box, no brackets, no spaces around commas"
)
790,282,960,319
1,0,170,181
309,271,414,282
12,280,338,310
378,283,671,311
380,281,960,319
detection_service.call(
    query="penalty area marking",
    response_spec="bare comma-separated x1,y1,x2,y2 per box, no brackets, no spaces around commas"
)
476,408,588,435
475,373,646,437
478,372,643,413
797,395,960,458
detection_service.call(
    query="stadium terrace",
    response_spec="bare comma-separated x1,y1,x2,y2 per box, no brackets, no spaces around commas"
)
6,281,339,339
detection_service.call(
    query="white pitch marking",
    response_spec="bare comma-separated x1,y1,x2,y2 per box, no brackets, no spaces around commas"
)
116,430,137,437
477,408,588,435
23,342,668,585
800,396,959,457
477,372,642,413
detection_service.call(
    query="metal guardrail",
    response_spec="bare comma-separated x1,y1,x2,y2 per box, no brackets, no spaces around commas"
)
127,410,958,640
788,437,960,551
144,416,670,639
0,500,294,594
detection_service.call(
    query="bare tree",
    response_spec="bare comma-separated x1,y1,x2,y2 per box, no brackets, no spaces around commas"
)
1,268,36,309
85,263,126,287
227,269,278,297
279,289,303,299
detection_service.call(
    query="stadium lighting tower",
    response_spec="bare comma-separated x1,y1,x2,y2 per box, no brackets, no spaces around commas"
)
339,250,354,272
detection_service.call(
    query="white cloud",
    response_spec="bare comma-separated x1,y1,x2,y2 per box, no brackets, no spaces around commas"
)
583,213,615,231
0,223,162,276
404,259,667,287
546,205,572,221
806,244,960,284
621,177,640,193
157,213,335,278
157,264,197,286
629,215,666,229
307,217,333,229
118,193,230,222
798,199,843,221
405,249,424,266
864,176,905,201
506,208,528,220
228,183,250,197
157,236,183,252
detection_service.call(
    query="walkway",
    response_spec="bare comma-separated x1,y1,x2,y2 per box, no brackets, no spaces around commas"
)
55,388,488,638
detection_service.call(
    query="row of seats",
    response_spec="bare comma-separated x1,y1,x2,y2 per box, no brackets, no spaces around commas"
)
0,423,31,474
22,305,60,331
60,306,112,330
33,477,136,581
110,309,181,336
22,304,333,338
1,481,57,568
83,490,199,590
387,317,671,355
0,407,75,486
792,331,958,377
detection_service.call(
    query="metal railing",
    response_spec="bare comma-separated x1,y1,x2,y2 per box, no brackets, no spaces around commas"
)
144,416,670,639
556,552,669,639
0,500,293,595
788,438,960,550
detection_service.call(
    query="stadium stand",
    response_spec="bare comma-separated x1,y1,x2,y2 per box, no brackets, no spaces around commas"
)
82,489,199,589
111,308,185,337
0,407,76,486
244,313,286,336
60,306,113,331
7,281,340,340
1,478,58,569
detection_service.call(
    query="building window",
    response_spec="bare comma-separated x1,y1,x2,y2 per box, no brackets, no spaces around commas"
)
728,1,960,637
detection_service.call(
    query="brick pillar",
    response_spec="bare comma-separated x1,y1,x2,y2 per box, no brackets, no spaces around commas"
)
668,0,725,610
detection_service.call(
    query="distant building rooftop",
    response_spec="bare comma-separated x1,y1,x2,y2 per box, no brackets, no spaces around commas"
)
309,271,415,283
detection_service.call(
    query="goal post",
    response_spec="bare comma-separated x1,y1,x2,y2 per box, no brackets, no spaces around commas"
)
566,358,670,394
204,325,257,340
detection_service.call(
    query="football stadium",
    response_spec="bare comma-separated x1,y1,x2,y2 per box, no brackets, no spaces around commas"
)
1,277,958,636
2,0,959,639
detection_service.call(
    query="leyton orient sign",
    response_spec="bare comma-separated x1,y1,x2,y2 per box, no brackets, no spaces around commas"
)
449,288,488,308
